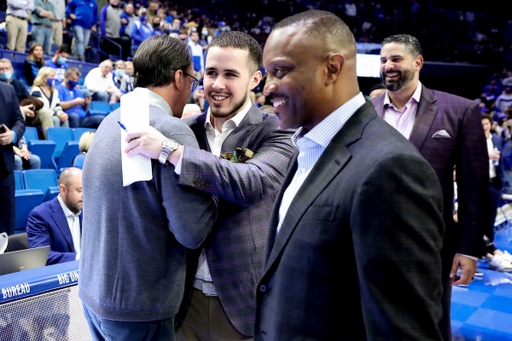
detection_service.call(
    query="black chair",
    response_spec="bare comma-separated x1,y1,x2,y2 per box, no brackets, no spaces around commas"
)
5,232,30,252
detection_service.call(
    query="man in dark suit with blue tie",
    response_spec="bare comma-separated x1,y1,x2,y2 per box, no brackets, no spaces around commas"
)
27,167,83,265
0,81,26,235
371,34,489,341
254,10,445,340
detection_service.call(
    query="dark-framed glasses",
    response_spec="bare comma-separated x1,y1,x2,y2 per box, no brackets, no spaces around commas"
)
183,71,200,91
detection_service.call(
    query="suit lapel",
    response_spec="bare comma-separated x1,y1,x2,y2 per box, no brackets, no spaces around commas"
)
408,87,438,150
221,105,261,153
262,102,375,277
51,198,75,252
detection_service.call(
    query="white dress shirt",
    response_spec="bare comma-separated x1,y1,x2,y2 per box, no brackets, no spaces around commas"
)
57,194,81,259
277,93,366,234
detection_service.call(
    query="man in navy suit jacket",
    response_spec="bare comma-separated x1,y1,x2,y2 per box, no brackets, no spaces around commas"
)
254,11,445,340
0,81,26,235
27,167,83,265
371,34,489,341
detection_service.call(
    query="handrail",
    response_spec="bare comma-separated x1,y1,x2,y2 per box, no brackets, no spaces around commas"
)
92,31,122,64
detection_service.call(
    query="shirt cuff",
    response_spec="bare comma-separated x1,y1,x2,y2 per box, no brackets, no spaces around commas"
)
174,148,184,175
456,253,478,261
12,131,17,144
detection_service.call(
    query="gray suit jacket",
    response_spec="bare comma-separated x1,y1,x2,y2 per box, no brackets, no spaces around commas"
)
79,105,218,322
255,102,445,340
178,104,295,336
372,87,488,277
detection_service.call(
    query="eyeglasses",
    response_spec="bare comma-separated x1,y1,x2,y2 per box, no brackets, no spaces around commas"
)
183,71,200,91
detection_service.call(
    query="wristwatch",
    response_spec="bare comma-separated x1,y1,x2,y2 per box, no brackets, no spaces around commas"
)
159,138,180,164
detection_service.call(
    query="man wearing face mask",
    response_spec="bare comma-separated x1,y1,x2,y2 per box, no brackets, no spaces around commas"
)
129,7,153,57
199,27,210,48
111,60,133,94
151,16,164,35
46,44,71,85
0,59,37,120
57,67,103,128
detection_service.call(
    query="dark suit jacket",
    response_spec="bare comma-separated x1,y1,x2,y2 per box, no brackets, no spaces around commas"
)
179,104,295,336
26,196,83,265
0,81,26,176
255,101,445,340
372,86,489,275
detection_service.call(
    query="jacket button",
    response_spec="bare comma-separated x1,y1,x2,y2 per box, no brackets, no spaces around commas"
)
259,285,267,292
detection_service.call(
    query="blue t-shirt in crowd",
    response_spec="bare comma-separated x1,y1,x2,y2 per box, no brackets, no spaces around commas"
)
46,59,69,85
56,83,86,118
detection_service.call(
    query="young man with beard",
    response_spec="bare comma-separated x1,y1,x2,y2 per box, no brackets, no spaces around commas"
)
371,34,488,341
124,31,295,340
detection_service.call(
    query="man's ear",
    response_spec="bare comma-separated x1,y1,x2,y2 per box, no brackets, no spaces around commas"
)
414,55,424,72
325,53,345,85
250,70,263,91
174,69,185,91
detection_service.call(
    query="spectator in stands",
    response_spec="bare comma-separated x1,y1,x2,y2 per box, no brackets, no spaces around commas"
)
14,136,41,171
255,91,265,107
170,17,181,34
188,30,204,79
181,103,201,119
129,8,152,57
179,28,189,42
27,167,83,265
66,0,98,62
0,58,39,120
481,114,512,271
146,1,158,23
125,60,134,83
496,86,512,113
83,59,122,103
156,8,166,27
120,3,135,40
186,85,204,111
111,60,132,94
45,44,70,85
31,0,57,55
199,26,211,47
49,0,65,46
57,67,103,128
23,42,46,86
78,130,95,153
31,67,69,128
0,81,26,236
100,0,128,59
151,16,164,35
6,0,34,52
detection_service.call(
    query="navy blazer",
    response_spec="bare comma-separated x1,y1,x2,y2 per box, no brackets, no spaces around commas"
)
255,102,445,340
26,196,83,265
0,81,26,175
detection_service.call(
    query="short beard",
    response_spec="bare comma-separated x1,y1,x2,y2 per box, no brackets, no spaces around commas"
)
383,68,415,92
209,93,248,119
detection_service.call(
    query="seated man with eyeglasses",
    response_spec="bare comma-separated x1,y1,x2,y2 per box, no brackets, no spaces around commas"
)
83,59,123,103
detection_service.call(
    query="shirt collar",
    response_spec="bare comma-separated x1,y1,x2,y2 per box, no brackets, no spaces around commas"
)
291,92,366,147
384,81,422,108
145,88,173,116
205,100,252,131
57,194,81,218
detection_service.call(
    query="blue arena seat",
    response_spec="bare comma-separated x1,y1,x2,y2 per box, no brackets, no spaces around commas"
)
52,141,80,174
46,127,74,158
111,102,120,111
14,170,24,190
22,169,59,202
73,128,96,141
15,189,45,232
72,153,86,169
24,127,39,142
27,140,56,169
87,101,112,116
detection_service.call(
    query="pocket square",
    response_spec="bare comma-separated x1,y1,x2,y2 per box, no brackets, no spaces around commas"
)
431,130,451,139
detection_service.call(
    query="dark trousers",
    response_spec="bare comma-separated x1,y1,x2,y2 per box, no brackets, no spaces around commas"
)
0,171,15,235
438,278,453,341
83,303,175,341
176,288,252,341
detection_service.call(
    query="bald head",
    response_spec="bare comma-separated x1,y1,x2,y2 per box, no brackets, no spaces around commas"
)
59,167,83,214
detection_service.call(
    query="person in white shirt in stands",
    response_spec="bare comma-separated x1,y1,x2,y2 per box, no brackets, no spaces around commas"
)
83,59,122,103
27,167,83,265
